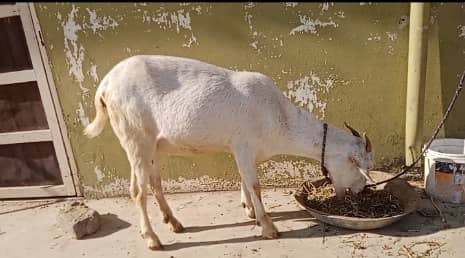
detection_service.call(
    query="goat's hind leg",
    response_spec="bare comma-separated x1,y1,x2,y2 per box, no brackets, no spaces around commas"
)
122,140,163,250
130,169,138,201
107,108,162,249
149,156,184,233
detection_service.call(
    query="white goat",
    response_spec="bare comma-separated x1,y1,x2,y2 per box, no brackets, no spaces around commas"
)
84,55,375,250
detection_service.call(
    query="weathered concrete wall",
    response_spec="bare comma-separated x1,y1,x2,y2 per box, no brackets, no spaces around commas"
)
34,3,465,198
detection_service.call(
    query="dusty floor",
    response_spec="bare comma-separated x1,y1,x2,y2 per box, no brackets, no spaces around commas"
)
1,185,465,258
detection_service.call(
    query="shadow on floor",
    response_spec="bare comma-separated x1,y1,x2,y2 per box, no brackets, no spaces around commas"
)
82,213,131,239
183,209,314,233
165,192,465,251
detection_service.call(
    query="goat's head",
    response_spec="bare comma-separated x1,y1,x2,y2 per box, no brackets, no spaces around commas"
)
326,122,375,198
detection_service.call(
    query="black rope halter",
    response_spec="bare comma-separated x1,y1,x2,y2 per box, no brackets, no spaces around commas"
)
321,123,330,181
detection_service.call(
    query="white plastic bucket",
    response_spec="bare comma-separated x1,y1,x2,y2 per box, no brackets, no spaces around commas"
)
424,138,465,203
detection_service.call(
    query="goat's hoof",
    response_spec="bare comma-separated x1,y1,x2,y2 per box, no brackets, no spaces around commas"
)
246,209,256,219
170,220,185,233
147,238,163,251
242,203,256,219
262,225,280,239
162,215,169,224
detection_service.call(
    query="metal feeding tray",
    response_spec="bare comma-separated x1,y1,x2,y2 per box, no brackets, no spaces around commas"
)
294,171,419,230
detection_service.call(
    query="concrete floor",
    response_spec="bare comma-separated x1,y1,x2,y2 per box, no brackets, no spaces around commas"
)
1,186,465,258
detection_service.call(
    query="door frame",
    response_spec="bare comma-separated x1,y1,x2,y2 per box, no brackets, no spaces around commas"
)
0,3,80,198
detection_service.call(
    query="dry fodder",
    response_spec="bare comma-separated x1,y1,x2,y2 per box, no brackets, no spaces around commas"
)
300,181,404,218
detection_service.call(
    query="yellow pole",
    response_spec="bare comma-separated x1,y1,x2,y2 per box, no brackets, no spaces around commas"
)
405,3,431,165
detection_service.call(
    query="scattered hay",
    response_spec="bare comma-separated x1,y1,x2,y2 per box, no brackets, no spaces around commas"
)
399,241,446,258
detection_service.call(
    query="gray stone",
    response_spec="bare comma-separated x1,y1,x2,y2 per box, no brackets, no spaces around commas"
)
57,201,101,239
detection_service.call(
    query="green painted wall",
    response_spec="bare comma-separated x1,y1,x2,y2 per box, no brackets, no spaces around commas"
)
34,3,465,197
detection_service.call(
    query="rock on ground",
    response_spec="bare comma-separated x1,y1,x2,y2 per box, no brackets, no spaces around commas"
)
57,201,101,239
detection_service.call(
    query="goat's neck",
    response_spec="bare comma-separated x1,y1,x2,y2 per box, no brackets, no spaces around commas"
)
275,106,349,161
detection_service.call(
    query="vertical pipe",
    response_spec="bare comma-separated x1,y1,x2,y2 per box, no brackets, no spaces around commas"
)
405,3,430,166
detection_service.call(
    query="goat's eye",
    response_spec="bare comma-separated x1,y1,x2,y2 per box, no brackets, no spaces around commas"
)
349,156,360,167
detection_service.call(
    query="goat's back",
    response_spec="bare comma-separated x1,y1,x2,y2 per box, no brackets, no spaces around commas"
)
100,55,291,153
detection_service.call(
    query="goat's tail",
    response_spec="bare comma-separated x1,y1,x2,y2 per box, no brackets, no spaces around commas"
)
84,80,108,138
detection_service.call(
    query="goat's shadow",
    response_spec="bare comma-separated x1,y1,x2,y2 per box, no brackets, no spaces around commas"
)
166,210,321,250
183,209,313,233
164,194,465,251
82,213,131,239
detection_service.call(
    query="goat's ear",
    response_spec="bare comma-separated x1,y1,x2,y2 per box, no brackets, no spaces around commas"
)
344,122,361,138
362,132,372,153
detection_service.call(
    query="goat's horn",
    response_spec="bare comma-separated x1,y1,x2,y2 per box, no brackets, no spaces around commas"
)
363,132,372,153
344,121,361,137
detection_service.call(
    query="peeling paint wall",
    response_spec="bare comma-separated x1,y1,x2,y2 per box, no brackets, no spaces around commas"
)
34,3,465,198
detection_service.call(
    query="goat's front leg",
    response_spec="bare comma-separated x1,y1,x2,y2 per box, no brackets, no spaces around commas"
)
329,175,347,200
241,180,256,219
233,146,279,239
149,157,184,233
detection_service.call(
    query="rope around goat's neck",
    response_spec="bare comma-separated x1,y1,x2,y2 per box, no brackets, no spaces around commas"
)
321,123,330,181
